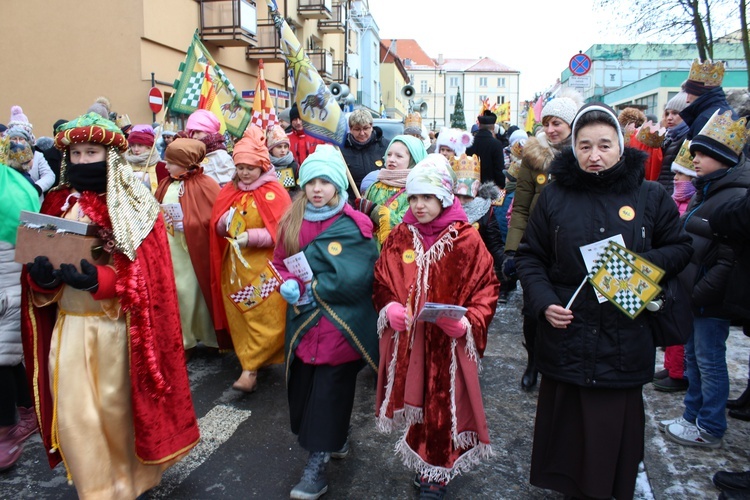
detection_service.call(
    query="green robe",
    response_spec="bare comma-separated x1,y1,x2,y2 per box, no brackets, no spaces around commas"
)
364,180,409,247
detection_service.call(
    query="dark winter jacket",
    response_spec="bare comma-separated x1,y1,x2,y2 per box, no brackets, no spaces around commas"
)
341,127,387,198
516,147,692,389
680,86,736,140
710,180,750,319
463,182,505,280
466,129,505,188
657,121,689,194
679,156,750,319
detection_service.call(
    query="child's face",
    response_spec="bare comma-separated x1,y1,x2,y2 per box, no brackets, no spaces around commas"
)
305,178,337,208
456,194,473,204
129,143,150,155
191,130,209,141
664,109,683,129
673,172,692,182
69,142,107,163
235,164,263,184
166,162,188,178
270,143,290,158
438,146,455,161
386,141,411,170
692,151,726,177
408,194,442,224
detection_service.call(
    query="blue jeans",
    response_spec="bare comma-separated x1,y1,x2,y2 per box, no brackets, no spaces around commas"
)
494,191,514,241
682,316,731,438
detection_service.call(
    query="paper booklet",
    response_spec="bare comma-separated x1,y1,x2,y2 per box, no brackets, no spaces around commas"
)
283,251,314,306
226,206,247,238
416,302,468,323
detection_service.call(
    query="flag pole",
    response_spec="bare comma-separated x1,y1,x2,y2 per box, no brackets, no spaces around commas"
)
565,275,587,310
334,146,361,199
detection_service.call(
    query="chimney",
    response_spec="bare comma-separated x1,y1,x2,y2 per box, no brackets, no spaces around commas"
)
437,53,444,65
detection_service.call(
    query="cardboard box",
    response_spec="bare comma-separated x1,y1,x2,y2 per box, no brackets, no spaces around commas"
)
14,226,109,268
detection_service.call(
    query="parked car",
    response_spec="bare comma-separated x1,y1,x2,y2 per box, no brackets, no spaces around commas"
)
373,118,404,144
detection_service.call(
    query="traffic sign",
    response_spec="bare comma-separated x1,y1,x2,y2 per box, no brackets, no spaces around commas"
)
569,76,591,87
148,87,164,113
569,53,592,76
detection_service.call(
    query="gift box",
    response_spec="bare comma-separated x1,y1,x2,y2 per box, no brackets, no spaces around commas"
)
14,211,109,268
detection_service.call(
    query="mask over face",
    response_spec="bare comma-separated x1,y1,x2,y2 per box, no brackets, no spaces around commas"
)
66,160,108,193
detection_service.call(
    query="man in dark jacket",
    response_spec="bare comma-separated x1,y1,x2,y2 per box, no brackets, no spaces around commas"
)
661,109,750,450
680,59,736,140
466,111,505,188
340,109,387,198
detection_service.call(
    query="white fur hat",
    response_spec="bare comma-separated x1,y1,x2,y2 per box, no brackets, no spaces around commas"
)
434,127,473,156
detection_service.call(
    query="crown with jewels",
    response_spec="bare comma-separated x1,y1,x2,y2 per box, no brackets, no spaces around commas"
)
115,113,132,130
688,59,725,87
404,112,422,130
163,121,179,133
449,153,481,197
635,120,667,148
698,110,749,156
670,139,695,176
510,141,524,159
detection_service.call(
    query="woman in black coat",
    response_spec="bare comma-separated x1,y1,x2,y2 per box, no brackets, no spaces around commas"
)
516,103,692,500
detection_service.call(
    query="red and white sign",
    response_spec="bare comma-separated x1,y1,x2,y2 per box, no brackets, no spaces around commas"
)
148,87,164,113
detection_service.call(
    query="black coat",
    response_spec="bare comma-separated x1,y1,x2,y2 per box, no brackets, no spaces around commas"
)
466,183,505,280
680,86,736,140
679,156,750,319
341,127,387,198
466,129,505,188
516,147,693,388
657,121,689,194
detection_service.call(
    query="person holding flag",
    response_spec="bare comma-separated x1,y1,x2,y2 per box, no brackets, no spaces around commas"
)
515,103,691,500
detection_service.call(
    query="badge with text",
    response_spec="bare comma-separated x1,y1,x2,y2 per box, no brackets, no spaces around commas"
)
402,249,415,264
536,174,547,185
328,241,342,256
619,205,635,221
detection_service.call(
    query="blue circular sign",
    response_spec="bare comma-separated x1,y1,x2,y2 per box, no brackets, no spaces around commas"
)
569,54,592,76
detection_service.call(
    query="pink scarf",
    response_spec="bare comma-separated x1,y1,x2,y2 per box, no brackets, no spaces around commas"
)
403,202,468,248
376,168,410,188
237,169,278,192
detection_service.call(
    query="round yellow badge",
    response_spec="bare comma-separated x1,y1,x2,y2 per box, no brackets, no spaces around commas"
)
389,200,398,210
265,192,276,201
375,160,383,167
536,174,547,185
328,241,342,256
402,249,415,264
619,206,635,221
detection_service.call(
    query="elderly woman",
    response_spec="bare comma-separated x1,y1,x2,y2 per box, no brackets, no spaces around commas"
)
341,109,388,196
516,103,692,500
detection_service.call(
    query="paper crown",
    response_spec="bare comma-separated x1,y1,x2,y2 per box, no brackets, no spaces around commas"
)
635,120,667,148
696,110,749,156
670,139,696,177
163,121,179,133
115,114,131,130
687,59,725,87
449,153,481,197
510,141,524,159
404,112,422,130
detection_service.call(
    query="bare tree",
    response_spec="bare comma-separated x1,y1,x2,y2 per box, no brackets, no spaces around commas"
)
741,0,750,89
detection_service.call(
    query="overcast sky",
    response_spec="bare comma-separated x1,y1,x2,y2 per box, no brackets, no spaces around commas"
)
367,0,634,100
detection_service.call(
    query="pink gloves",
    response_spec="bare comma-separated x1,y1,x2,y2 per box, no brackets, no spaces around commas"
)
386,303,408,331
436,317,467,338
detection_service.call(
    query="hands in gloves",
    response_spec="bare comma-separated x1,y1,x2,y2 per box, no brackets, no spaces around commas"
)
386,303,408,331
436,316,467,338
502,251,516,279
235,232,249,247
57,259,99,292
279,280,300,304
27,256,61,289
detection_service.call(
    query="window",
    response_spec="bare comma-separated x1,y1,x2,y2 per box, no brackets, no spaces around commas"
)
449,76,459,87
450,95,456,105
497,96,505,104
479,77,488,87
497,77,506,87
420,80,428,93
479,95,487,102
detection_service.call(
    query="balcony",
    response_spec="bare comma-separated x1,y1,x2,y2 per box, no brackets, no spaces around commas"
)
318,1,345,33
298,0,332,20
245,20,285,62
308,48,333,79
331,60,346,83
199,0,258,47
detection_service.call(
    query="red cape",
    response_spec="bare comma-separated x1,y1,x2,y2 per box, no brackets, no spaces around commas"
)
209,177,291,334
629,135,664,181
21,187,199,467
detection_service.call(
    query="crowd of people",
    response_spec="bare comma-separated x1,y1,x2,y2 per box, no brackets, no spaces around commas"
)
1,56,750,500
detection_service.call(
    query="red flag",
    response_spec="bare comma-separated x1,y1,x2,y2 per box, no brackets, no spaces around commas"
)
198,65,227,134
250,60,277,131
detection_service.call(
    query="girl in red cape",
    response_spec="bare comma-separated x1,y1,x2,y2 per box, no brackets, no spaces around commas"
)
209,126,291,393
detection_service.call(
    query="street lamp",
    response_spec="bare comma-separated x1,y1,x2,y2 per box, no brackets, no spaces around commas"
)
432,67,443,131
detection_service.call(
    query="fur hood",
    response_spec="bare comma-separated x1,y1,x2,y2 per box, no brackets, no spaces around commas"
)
522,133,565,173
549,146,647,195
476,181,500,201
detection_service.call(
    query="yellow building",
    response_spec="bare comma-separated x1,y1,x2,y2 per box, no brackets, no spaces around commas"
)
0,0,348,134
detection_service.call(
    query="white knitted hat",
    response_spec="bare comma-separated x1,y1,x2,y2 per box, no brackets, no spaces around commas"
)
541,88,584,126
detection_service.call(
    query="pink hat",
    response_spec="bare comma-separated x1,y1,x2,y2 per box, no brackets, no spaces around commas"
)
186,109,220,135
8,105,35,145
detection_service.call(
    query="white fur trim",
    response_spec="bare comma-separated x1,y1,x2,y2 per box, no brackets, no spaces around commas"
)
463,318,480,371
450,338,459,447
377,328,401,432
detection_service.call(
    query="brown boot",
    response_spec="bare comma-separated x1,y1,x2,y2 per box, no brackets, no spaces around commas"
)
232,370,258,393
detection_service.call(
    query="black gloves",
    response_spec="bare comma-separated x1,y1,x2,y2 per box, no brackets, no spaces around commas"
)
502,251,517,280
58,259,99,292
27,256,61,289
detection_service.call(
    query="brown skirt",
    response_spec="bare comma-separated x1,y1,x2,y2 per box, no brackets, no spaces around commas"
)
530,377,644,500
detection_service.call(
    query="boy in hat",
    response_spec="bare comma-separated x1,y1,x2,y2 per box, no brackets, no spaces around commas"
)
466,110,505,187
266,126,299,194
287,103,324,166
681,59,736,140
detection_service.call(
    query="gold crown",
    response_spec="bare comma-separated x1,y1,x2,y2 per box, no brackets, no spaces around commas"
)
671,139,695,174
698,110,749,156
163,121,179,133
404,112,422,130
688,59,725,87
635,120,666,148
450,153,481,179
115,114,131,130
510,142,524,159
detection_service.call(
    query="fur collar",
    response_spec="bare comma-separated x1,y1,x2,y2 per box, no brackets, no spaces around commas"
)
522,135,559,173
476,181,500,201
549,146,647,195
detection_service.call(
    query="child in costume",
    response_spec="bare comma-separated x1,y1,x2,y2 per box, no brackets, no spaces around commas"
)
210,126,292,393
21,113,199,498
186,109,235,186
373,154,499,499
266,126,300,196
434,127,473,161
155,138,221,355
124,124,162,193
357,135,427,247
272,145,379,500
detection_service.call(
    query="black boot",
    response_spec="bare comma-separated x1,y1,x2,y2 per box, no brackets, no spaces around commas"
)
521,315,538,391
727,380,750,410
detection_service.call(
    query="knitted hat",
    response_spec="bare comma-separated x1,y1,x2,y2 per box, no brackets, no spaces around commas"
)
53,119,68,135
290,103,300,121
670,139,696,177
186,109,221,135
449,154,481,197
685,59,725,96
434,127,473,156
165,138,206,170
477,110,497,125
233,126,271,171
509,129,528,148
54,112,129,152
5,126,33,144
298,144,349,195
571,102,624,160
665,92,689,113
406,154,457,208
266,126,290,151
35,136,54,151
7,106,35,145
278,107,291,124
403,112,423,136
385,134,427,168
128,124,156,147
6,140,34,172
690,109,748,167
541,88,584,126
87,97,112,119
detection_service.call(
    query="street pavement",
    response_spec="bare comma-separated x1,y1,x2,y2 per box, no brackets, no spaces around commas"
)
2,289,750,499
